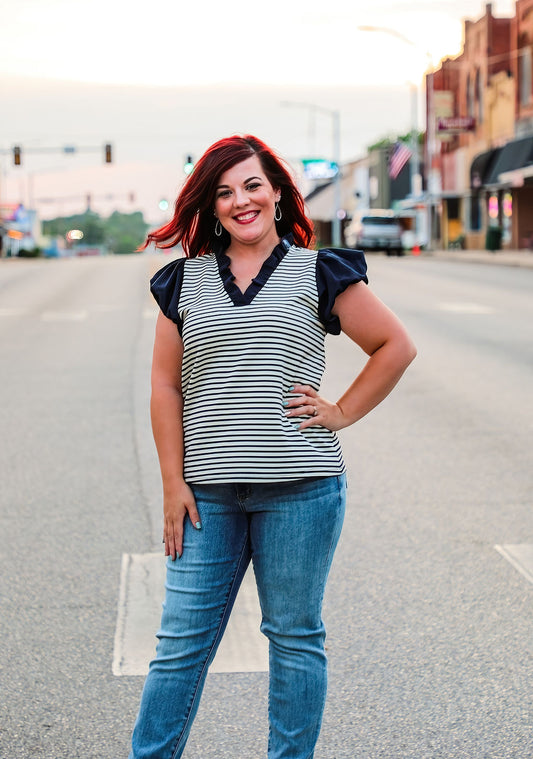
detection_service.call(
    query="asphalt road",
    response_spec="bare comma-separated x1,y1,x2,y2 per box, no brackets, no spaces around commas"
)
0,253,531,758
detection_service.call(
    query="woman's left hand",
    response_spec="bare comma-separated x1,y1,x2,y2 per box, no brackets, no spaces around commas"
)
284,383,348,432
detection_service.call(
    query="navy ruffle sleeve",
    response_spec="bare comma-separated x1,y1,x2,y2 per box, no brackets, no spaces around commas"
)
149,257,186,332
316,248,368,334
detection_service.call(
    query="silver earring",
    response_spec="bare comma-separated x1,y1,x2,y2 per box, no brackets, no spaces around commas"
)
215,219,222,237
274,203,282,222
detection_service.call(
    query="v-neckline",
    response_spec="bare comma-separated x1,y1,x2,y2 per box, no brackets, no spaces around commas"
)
215,236,292,306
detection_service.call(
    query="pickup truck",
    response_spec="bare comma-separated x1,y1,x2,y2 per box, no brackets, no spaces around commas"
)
349,212,404,256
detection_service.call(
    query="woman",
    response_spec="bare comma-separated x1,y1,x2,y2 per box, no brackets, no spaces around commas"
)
130,134,416,759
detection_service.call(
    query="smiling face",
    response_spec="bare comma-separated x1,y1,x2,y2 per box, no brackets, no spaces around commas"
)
213,155,281,250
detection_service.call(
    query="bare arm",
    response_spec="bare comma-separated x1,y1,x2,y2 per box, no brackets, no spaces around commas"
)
151,312,200,559
286,282,417,430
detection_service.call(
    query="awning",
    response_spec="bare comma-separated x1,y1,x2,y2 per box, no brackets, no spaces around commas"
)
498,164,533,187
470,148,502,189
485,136,533,186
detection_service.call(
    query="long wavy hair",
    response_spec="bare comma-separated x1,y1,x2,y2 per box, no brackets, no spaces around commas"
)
142,134,315,257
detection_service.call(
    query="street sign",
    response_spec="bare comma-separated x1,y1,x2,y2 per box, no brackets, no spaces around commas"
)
437,116,476,134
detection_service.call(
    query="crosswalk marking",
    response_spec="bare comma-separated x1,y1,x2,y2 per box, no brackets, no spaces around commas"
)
0,307,27,317
495,544,533,584
437,302,496,314
92,304,122,313
113,553,268,677
1,306,154,321
41,310,88,322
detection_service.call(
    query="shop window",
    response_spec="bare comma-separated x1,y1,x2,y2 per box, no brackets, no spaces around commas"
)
469,193,481,231
502,192,512,244
447,197,460,220
488,194,500,227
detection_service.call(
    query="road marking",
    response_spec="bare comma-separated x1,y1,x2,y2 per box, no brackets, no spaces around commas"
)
495,544,533,584
437,302,496,314
0,307,27,317
92,304,122,313
41,310,88,322
113,553,268,677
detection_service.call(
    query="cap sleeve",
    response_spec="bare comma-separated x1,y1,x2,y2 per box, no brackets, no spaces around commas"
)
316,247,368,335
150,257,186,332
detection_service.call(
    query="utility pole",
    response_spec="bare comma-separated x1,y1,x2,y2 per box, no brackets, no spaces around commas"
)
281,102,343,246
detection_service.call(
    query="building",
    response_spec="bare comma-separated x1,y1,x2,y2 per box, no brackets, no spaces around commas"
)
304,157,370,247
304,145,422,248
428,1,533,250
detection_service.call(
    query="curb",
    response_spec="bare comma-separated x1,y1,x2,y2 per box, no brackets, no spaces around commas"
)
414,249,533,269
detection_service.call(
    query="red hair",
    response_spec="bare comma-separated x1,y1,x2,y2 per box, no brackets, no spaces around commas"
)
142,135,315,256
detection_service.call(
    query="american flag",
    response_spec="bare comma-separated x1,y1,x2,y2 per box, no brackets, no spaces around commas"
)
388,142,412,180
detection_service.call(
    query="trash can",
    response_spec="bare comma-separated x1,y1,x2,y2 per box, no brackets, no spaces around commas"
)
486,226,502,251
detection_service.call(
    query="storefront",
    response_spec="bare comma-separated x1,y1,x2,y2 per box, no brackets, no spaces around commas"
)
468,148,502,249
483,136,533,249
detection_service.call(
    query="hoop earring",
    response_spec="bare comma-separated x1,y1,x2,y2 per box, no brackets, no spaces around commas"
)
215,219,222,237
274,203,282,222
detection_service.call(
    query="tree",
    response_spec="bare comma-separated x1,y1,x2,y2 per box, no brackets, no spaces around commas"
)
42,210,149,253
81,212,105,245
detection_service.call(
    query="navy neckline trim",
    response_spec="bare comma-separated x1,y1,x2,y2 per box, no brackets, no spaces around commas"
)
215,234,294,306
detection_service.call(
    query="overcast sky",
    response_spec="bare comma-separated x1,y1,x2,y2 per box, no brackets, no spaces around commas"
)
0,0,516,222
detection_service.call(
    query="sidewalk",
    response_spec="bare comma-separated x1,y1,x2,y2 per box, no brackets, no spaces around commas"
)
421,247,533,269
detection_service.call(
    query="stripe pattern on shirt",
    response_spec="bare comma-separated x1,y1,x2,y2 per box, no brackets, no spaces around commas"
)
178,245,346,483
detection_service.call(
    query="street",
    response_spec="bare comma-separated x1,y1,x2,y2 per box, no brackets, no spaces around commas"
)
0,253,531,758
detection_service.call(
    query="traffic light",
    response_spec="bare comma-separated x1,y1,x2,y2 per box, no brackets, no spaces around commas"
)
105,143,112,163
184,155,194,175
13,146,21,166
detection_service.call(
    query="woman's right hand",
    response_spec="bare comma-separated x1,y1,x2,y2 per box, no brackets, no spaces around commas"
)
163,480,201,560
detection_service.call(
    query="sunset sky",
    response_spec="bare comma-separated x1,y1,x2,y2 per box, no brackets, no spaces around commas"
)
0,0,515,87
0,0,517,222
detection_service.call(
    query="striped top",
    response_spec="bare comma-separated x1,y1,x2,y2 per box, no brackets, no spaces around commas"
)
150,237,367,484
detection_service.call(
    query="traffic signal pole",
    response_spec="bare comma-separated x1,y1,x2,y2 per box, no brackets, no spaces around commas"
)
4,143,113,167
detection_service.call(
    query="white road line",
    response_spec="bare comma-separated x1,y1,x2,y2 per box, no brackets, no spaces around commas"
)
437,302,496,314
92,304,122,313
113,553,268,677
495,544,533,584
0,307,27,317
41,310,88,322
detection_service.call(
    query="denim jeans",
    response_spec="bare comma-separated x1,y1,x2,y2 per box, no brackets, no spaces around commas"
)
129,474,346,759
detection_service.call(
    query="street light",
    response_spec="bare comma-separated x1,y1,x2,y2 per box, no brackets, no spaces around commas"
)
357,25,435,249
281,101,342,247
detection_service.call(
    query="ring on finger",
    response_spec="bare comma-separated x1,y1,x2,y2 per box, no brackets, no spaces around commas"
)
312,407,318,417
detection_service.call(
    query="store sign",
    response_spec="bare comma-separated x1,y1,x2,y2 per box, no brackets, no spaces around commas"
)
301,159,339,180
437,117,476,134
434,91,454,142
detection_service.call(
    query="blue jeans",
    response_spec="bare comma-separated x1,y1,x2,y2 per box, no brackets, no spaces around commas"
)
129,474,346,759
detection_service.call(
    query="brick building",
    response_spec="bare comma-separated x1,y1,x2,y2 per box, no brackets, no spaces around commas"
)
427,1,533,249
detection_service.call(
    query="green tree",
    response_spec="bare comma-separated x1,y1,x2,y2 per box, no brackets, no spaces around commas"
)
81,212,105,245
42,210,149,254
105,211,148,253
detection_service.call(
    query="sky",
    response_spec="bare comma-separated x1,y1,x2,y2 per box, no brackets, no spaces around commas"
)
0,0,516,224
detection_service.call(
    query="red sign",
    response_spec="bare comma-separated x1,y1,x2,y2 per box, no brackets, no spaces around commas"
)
437,117,476,133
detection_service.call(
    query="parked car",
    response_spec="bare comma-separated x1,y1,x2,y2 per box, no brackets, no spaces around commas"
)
348,211,404,256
